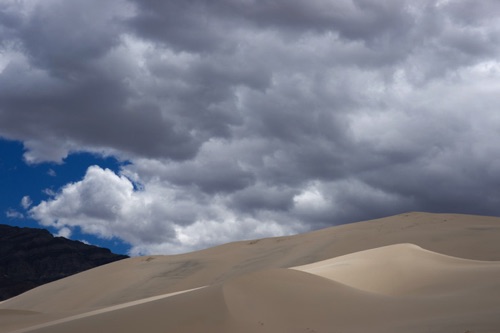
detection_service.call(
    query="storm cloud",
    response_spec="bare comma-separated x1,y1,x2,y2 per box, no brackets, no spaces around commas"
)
2,0,500,254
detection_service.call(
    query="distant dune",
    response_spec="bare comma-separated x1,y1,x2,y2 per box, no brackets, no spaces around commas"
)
1,212,500,333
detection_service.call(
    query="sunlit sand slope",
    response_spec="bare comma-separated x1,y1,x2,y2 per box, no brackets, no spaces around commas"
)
8,244,500,333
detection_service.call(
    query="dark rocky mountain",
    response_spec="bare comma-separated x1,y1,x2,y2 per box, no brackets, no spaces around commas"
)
0,224,128,301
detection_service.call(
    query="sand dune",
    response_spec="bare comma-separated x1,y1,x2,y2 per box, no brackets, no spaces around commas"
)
1,212,500,332
293,243,500,295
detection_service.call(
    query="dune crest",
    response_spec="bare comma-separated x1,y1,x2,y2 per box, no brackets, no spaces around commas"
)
292,243,500,296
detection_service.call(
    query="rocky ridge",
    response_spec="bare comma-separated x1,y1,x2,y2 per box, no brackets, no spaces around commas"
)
0,224,128,301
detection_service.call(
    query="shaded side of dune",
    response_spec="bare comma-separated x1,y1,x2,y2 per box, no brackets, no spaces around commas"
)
13,264,500,333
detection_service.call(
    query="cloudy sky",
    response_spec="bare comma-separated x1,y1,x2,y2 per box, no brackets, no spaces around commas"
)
1,0,500,255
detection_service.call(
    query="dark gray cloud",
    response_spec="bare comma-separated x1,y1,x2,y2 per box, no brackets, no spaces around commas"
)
230,184,297,213
129,0,415,46
1,0,500,254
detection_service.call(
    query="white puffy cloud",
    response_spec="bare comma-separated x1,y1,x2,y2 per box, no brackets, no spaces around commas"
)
30,165,302,255
56,227,72,238
21,196,32,209
31,166,174,249
6,209,24,219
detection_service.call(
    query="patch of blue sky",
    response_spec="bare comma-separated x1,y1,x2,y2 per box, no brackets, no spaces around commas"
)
0,138,129,254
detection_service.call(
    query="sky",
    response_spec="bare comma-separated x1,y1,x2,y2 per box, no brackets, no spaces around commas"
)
1,0,500,256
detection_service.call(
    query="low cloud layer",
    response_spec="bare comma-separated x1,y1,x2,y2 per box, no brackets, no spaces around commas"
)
2,0,500,254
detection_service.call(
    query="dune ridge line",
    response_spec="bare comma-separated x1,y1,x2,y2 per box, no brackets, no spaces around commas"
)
7,286,207,333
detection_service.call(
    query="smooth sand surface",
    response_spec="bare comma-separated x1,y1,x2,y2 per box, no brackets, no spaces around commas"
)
292,243,500,295
1,212,500,332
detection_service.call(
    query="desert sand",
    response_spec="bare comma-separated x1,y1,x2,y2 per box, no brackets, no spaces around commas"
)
1,212,500,332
